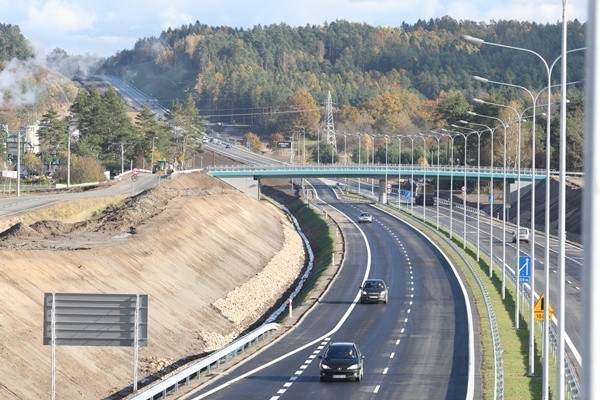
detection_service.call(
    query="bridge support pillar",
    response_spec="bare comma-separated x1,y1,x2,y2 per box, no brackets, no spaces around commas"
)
379,179,387,204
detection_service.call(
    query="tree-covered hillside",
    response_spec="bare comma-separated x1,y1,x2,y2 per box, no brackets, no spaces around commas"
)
0,23,34,65
101,17,585,121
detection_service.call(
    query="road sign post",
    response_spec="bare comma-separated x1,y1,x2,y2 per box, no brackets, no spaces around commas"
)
534,293,554,321
519,255,531,283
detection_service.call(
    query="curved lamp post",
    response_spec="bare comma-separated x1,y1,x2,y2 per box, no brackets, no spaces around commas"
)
464,34,585,396
428,131,447,230
441,128,470,241
467,113,509,300
448,126,479,250
474,97,526,331
461,120,497,276
456,123,483,260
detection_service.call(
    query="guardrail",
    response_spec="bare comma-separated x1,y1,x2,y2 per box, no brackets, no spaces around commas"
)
126,323,279,400
407,197,581,400
345,182,580,399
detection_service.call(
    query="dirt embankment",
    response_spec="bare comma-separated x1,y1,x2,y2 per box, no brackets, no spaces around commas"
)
0,171,306,399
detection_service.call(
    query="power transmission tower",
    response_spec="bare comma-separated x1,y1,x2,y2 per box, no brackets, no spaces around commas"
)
324,91,336,151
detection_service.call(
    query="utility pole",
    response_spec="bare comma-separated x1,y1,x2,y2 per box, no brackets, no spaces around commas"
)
112,142,130,174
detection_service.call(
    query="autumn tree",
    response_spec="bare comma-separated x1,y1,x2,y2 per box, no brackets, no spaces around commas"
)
243,132,263,152
278,89,321,133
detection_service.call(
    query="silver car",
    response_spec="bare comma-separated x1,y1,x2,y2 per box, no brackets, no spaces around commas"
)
358,212,373,223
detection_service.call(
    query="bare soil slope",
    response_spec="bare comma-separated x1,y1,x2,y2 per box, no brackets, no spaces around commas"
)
0,172,305,399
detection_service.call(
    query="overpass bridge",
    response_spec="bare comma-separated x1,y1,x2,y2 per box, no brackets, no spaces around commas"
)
207,163,549,201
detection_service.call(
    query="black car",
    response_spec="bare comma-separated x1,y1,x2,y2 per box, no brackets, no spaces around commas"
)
360,278,389,304
319,342,364,382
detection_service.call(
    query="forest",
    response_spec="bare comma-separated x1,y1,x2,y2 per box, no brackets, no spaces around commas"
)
0,17,588,176
99,17,586,171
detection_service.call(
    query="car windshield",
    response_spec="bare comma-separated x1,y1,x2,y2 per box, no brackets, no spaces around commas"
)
327,346,355,359
364,280,383,289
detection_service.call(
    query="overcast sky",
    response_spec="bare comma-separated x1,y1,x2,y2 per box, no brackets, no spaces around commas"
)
0,0,589,58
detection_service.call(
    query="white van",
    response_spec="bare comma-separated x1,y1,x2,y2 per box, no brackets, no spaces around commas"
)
512,227,530,243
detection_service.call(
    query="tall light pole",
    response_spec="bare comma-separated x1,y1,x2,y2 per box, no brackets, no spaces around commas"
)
397,135,403,208
17,128,22,197
456,123,483,260
462,120,496,276
473,78,537,317
302,127,306,164
463,35,585,398
583,1,599,398
448,127,479,249
417,133,428,222
441,128,461,240
409,135,416,215
370,133,375,196
467,113,509,300
474,98,525,330
151,136,157,173
384,134,389,204
354,132,362,193
557,5,568,396
426,132,444,229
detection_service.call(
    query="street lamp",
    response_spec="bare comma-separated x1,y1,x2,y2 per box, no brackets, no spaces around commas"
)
463,35,585,397
474,97,524,330
151,136,157,172
424,132,444,228
441,128,461,239
466,113,509,300
461,120,497,276
353,133,362,193
302,127,306,164
384,135,389,203
396,135,403,208
429,131,449,230
417,133,428,222
460,129,477,249
455,123,483,259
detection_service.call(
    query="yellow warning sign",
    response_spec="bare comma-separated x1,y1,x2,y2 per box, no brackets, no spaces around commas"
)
534,293,555,321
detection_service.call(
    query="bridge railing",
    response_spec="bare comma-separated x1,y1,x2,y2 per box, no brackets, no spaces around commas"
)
208,163,553,179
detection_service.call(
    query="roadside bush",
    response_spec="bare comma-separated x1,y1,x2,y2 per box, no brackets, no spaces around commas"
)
54,155,107,184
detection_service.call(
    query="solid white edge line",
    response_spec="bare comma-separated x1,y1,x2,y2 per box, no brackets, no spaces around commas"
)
191,179,373,399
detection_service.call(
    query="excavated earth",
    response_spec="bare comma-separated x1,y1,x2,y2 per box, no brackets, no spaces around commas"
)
0,171,307,399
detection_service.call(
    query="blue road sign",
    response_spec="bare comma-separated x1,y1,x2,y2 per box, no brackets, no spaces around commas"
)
519,256,531,283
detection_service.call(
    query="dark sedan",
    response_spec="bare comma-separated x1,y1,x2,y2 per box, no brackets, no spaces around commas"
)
360,278,389,304
319,342,364,382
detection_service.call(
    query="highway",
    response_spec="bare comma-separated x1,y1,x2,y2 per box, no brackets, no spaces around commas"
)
207,142,584,388
342,176,584,375
96,76,583,393
183,180,476,399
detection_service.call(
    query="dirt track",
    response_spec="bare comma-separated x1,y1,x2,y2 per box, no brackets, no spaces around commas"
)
0,171,306,399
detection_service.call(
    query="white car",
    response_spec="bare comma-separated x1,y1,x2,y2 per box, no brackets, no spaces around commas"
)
512,227,530,243
358,212,373,223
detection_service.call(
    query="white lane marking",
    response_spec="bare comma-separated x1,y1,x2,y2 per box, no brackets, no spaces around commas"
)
383,367,389,374
374,385,381,393
390,352,395,359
